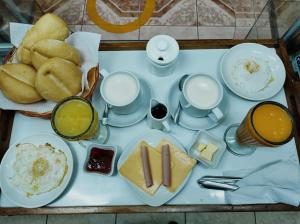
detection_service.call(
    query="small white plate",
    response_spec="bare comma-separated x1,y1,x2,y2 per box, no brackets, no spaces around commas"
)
84,143,119,176
92,78,152,127
168,78,228,130
220,43,286,101
0,134,73,208
117,129,193,207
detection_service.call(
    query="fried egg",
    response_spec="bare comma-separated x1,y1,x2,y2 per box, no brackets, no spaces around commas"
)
11,143,68,196
231,57,272,93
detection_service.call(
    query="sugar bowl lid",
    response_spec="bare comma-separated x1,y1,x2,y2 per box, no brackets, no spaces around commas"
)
146,35,179,65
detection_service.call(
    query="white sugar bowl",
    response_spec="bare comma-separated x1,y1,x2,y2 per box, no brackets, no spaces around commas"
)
146,35,179,76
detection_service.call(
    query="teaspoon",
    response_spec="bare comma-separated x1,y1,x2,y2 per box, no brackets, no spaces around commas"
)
173,74,189,123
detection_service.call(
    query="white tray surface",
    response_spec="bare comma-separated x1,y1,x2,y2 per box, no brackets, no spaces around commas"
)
1,49,297,207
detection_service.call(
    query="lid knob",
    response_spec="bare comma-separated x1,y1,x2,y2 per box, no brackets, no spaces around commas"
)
157,40,168,51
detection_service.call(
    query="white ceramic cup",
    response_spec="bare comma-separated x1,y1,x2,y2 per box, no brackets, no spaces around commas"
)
100,69,142,115
147,98,170,132
180,74,224,122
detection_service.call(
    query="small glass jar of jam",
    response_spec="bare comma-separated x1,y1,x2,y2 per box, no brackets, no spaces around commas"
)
85,144,117,176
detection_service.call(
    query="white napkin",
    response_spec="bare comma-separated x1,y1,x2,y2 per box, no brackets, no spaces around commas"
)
0,23,101,113
224,160,300,206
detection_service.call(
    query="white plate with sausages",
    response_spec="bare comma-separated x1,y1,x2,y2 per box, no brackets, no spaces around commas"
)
117,129,194,207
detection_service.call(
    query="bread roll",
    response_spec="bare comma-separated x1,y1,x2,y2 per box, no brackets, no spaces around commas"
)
31,39,81,69
0,64,43,104
35,57,82,102
17,13,69,64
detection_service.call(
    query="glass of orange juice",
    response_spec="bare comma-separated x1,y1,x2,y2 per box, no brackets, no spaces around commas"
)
224,101,294,156
51,96,109,144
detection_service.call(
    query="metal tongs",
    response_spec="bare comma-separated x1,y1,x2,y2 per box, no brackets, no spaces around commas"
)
197,175,242,191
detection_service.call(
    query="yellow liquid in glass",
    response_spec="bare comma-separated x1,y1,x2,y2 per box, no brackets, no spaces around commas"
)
54,99,98,139
252,104,293,143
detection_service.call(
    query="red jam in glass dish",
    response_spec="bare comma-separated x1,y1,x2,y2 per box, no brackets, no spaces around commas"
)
86,147,114,174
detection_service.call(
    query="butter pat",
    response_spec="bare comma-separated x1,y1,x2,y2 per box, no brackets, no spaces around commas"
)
199,143,218,161
207,143,218,153
197,143,207,153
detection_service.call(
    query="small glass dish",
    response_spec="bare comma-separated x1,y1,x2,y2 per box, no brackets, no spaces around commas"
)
188,130,226,168
85,143,119,176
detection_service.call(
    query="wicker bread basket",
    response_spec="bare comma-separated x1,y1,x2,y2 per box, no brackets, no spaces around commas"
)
2,47,100,119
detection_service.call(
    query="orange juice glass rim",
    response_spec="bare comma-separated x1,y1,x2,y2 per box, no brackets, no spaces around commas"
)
250,101,295,146
51,96,96,140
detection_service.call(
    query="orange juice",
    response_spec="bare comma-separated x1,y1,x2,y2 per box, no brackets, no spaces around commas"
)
252,104,293,143
51,97,99,140
236,101,294,147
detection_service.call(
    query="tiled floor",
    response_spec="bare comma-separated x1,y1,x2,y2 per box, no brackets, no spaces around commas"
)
1,0,299,41
2,212,300,224
66,0,264,40
0,0,279,41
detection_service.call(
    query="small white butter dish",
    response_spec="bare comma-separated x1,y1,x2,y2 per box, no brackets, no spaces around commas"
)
188,130,226,168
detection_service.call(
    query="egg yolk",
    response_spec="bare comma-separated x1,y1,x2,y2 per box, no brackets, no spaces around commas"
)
32,158,49,178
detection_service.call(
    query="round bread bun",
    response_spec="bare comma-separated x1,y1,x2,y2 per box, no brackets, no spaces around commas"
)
17,13,69,64
35,57,82,102
0,64,43,104
31,39,81,69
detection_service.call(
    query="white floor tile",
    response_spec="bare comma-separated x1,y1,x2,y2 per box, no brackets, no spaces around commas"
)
0,215,46,224
186,212,255,224
116,213,185,224
47,214,115,224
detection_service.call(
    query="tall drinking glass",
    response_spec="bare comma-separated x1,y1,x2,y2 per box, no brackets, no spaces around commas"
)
51,96,109,144
224,101,294,156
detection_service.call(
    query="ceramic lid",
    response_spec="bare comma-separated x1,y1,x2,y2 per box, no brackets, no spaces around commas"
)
146,35,179,65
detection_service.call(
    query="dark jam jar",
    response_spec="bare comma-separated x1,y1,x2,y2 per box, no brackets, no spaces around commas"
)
86,147,114,174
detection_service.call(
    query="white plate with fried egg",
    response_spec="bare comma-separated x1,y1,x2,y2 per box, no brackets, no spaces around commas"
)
220,43,286,100
0,134,73,208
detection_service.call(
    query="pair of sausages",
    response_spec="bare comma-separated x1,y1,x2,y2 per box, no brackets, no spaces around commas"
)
140,144,171,188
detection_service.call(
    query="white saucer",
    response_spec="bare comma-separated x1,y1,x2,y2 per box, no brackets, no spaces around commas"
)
92,78,152,127
168,78,228,130
220,43,286,101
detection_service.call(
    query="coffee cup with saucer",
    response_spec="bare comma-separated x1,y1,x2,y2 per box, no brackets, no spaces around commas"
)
168,74,228,130
100,69,142,115
147,98,171,132
179,74,224,122
93,70,152,127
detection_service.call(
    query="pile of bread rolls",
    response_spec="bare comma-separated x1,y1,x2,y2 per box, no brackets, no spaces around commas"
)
0,13,82,104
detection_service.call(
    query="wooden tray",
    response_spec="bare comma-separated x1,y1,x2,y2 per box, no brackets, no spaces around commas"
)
0,39,300,215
